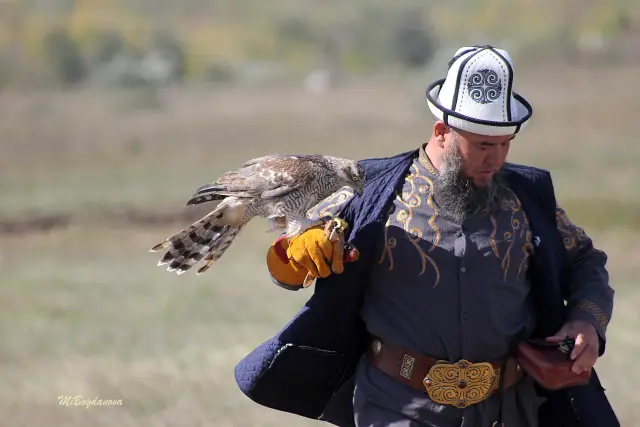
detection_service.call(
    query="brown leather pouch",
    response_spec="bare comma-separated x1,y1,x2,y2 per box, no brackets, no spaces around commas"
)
516,338,591,390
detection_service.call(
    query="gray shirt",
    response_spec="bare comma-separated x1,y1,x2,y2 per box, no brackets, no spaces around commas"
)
362,148,536,362
355,149,542,426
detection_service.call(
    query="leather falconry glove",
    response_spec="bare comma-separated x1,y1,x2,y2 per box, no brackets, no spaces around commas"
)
267,219,359,288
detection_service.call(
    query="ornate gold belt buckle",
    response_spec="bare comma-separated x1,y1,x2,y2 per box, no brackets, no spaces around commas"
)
423,359,498,408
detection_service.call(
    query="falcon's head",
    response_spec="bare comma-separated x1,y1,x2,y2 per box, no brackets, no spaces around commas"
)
338,160,365,195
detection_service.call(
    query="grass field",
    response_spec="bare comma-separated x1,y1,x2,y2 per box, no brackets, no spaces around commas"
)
2,62,639,426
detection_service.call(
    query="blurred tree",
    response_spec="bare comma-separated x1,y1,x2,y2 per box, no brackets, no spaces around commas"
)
150,29,187,82
0,1,23,85
93,29,125,64
389,7,438,68
275,15,317,46
5,0,638,84
43,27,87,85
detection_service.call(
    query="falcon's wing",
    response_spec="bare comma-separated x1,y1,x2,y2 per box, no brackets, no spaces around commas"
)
189,155,322,203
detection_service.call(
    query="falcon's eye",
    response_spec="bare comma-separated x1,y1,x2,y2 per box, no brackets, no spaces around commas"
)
352,174,361,181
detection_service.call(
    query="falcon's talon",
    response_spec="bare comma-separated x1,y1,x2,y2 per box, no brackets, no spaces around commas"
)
331,217,349,233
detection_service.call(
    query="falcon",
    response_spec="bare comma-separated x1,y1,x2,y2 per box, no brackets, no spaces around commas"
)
149,154,365,275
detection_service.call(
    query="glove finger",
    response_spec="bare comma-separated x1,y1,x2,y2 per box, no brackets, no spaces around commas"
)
287,246,320,278
315,233,334,260
311,241,332,278
331,237,344,274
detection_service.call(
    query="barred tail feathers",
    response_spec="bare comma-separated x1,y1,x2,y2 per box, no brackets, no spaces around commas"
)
194,222,247,275
150,197,250,275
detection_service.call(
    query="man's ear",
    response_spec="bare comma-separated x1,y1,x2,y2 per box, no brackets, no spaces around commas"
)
433,121,448,148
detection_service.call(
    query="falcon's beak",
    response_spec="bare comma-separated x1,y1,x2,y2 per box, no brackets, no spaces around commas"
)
355,181,364,196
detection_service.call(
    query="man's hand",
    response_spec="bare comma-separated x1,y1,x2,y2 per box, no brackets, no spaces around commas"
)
546,319,599,374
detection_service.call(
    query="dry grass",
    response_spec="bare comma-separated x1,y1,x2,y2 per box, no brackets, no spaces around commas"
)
1,62,639,426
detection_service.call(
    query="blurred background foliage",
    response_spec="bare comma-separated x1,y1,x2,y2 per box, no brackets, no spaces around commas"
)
0,0,638,89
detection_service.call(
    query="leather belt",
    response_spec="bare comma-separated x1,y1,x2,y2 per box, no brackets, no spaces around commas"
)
367,336,525,408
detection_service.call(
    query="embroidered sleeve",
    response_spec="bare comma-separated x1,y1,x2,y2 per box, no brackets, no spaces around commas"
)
556,203,614,347
306,186,357,222
555,204,590,253
572,300,610,332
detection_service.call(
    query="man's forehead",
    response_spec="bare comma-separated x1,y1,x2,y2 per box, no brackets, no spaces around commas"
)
454,127,516,143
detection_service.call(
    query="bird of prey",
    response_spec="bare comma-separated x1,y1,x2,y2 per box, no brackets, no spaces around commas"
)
149,154,365,275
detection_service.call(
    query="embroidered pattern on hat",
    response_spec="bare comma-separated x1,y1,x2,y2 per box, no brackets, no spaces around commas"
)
467,69,502,104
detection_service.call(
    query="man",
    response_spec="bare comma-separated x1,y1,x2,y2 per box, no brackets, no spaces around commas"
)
234,45,618,427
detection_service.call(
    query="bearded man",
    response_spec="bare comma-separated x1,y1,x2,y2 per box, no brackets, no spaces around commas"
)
234,45,619,427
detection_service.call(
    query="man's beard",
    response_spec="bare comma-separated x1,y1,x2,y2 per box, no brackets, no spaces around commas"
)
433,141,508,221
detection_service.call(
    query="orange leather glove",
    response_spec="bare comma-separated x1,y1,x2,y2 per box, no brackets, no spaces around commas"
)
267,225,346,287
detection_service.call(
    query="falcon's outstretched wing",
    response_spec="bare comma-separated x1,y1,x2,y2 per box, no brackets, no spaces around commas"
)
187,155,324,205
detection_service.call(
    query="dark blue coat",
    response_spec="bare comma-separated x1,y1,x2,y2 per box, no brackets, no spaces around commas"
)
234,149,619,427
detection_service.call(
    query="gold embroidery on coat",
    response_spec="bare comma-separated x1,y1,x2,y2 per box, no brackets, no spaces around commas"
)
424,178,442,250
378,216,397,271
306,187,355,221
398,171,422,237
489,215,500,258
400,165,441,285
519,225,534,278
494,194,532,281
417,152,439,176
555,205,588,251
576,300,609,331
379,164,441,286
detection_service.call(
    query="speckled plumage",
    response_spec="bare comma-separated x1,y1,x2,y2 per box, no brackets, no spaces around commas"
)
149,154,364,275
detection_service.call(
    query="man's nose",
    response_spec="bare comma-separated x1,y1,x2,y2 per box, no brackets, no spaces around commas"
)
485,150,502,167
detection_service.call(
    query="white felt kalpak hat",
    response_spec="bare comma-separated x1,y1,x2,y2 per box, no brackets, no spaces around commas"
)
426,45,533,136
